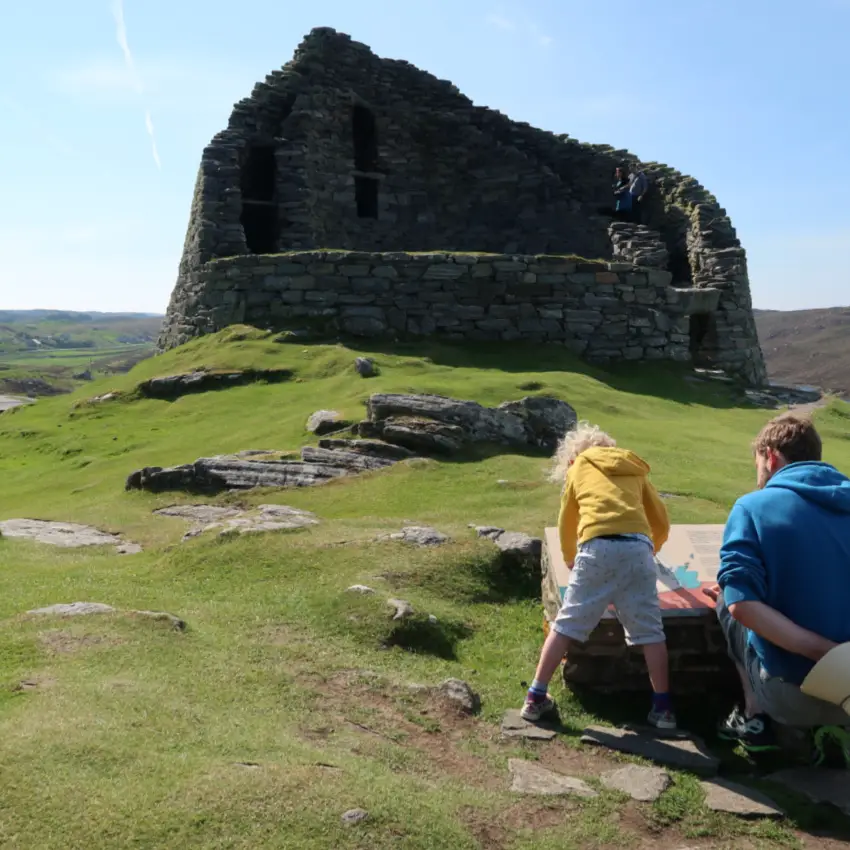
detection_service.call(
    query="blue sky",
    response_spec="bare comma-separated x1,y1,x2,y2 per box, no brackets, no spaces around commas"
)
1,0,848,313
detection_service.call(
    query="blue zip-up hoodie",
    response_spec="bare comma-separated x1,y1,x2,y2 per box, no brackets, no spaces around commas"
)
718,462,850,685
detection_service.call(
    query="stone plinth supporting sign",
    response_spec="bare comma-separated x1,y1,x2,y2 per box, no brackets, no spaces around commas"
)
542,525,737,693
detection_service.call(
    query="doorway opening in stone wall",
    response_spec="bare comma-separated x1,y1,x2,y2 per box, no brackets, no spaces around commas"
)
689,312,718,367
241,144,279,253
352,105,378,171
242,145,276,202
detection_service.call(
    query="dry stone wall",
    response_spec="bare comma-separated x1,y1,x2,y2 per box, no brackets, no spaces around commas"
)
169,249,735,364
159,26,766,384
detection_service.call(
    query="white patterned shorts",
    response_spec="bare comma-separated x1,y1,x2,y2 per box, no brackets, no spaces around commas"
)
552,535,665,646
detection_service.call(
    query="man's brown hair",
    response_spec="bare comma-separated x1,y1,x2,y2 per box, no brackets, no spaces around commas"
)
753,413,822,463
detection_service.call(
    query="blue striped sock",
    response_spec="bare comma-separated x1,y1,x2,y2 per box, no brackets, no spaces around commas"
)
527,679,549,703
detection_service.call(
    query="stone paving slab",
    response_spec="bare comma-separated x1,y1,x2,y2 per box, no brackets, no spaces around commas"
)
581,725,719,775
701,779,783,818
766,768,850,816
508,759,597,797
601,765,671,802
500,709,558,741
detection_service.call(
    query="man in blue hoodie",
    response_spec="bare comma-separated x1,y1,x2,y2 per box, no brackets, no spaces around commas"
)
714,413,850,752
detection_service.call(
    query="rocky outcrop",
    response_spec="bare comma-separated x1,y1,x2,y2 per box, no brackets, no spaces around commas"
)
126,456,348,493
380,526,450,547
126,392,574,493
360,417,465,455
362,393,576,454
473,526,543,572
0,519,141,554
27,602,186,630
437,678,480,714
154,503,318,539
138,369,291,399
317,438,417,462
300,446,394,471
354,357,377,378
306,410,350,435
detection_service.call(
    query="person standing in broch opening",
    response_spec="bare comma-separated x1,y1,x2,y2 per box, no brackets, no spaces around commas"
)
612,166,633,220
629,166,649,224
519,422,676,729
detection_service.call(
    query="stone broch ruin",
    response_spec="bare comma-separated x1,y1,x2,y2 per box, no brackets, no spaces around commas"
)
159,27,766,385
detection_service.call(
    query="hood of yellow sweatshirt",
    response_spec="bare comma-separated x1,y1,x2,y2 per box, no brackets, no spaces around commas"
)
577,446,650,477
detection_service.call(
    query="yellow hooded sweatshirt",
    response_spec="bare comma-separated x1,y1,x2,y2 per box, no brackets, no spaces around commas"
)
558,446,670,565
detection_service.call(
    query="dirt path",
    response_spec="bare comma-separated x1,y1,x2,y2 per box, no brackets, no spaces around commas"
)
786,396,832,417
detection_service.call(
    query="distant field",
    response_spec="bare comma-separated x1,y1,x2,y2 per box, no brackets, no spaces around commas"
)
2,345,148,367
0,311,162,396
755,307,850,397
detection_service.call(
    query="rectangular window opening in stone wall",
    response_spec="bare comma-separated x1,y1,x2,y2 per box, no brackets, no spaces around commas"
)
352,105,378,172
355,176,379,219
689,312,718,366
241,144,276,202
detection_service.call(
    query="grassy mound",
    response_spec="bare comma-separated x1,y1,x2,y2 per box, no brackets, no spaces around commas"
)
1,328,848,848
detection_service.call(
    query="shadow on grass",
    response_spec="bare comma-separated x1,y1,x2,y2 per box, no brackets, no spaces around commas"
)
569,684,742,745
756,779,850,840
343,337,750,410
430,442,551,466
136,368,293,403
383,617,473,661
384,550,540,605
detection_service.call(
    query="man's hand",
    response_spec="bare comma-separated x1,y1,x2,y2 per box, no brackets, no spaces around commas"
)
728,600,838,662
704,584,721,602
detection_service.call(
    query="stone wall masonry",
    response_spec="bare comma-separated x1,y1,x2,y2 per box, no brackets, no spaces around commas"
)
164,250,737,366
158,26,767,385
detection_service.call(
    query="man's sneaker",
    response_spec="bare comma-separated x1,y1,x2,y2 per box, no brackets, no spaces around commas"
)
718,707,780,752
647,708,678,730
520,695,556,722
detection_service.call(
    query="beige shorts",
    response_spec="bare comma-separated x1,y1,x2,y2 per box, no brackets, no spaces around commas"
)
552,535,664,646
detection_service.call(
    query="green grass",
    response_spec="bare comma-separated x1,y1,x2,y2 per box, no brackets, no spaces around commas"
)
1,328,848,849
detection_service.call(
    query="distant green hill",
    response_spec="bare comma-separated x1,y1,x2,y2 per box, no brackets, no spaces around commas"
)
0,310,163,396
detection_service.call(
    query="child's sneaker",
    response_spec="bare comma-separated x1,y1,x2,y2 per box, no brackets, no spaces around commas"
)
520,695,556,722
647,708,678,730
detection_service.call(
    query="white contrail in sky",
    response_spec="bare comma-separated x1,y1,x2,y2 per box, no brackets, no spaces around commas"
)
112,0,161,169
145,110,161,169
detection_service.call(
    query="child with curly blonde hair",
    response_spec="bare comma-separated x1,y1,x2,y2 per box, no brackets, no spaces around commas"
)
521,422,676,728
